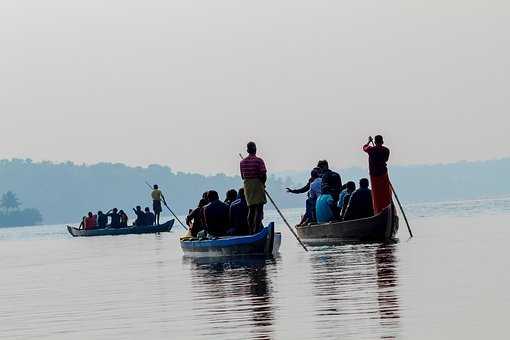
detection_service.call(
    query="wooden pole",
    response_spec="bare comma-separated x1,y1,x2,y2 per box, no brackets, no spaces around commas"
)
239,153,308,251
389,182,413,238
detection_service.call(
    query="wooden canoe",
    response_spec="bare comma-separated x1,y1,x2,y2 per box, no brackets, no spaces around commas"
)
295,203,399,245
66,219,174,237
180,222,281,257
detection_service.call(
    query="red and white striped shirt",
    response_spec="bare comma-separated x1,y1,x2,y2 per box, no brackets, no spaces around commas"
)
240,154,267,179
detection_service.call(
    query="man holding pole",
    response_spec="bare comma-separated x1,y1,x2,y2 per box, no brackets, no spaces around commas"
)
151,184,165,225
363,135,392,214
240,142,267,234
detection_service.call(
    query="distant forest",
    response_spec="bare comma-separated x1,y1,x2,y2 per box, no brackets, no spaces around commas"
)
1,158,509,225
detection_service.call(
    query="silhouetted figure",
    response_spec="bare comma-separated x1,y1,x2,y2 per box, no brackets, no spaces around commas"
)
84,211,97,230
224,189,238,206
287,167,322,225
133,206,146,226
240,142,267,234
119,210,129,227
186,198,208,237
144,207,155,226
344,178,374,220
228,188,249,235
97,211,108,228
339,181,356,219
106,208,121,228
318,160,343,218
151,184,165,225
203,190,229,236
363,135,392,214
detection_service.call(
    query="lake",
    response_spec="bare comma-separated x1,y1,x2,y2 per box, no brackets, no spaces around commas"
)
1,198,509,339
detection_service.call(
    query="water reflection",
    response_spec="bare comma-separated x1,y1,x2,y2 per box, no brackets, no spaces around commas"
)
185,257,277,340
309,244,400,339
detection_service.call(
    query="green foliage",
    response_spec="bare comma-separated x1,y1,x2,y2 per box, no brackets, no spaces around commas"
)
1,191,21,211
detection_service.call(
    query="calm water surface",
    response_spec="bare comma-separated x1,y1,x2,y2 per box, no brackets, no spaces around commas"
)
1,198,510,339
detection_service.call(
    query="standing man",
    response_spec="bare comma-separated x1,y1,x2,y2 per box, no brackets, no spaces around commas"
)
240,142,267,234
363,135,392,214
151,184,165,225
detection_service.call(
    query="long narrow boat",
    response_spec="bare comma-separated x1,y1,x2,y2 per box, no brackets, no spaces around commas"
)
295,203,399,245
66,219,175,237
180,222,281,257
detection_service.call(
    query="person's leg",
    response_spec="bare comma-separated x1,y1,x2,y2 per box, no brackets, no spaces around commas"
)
247,205,255,234
254,204,264,233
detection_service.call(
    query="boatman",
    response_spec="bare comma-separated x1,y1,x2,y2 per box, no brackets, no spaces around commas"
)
151,184,165,225
363,135,392,214
240,142,267,234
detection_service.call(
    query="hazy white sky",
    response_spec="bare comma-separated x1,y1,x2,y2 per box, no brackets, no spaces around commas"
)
1,1,508,175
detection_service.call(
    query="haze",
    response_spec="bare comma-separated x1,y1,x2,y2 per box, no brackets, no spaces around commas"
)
1,1,508,175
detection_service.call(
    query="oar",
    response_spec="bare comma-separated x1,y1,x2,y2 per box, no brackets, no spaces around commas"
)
145,182,188,230
389,182,413,238
239,154,308,252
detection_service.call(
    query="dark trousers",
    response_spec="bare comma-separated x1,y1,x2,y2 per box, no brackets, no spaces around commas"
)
247,204,264,234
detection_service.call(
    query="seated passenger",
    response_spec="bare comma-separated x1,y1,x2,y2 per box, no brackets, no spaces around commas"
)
344,178,374,221
228,188,249,235
84,212,97,230
186,198,208,237
339,181,356,219
97,211,108,228
287,167,322,225
119,210,129,228
144,207,155,226
316,193,335,224
106,208,121,228
133,206,146,226
203,190,229,236
224,189,238,206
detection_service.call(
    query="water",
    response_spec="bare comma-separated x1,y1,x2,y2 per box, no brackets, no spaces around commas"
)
1,199,510,339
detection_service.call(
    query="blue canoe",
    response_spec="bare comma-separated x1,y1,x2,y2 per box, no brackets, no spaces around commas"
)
67,219,174,237
180,222,281,257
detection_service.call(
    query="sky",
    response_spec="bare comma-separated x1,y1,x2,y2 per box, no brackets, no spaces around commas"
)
1,1,508,175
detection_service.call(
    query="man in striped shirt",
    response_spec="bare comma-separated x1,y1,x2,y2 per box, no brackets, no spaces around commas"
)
240,142,267,234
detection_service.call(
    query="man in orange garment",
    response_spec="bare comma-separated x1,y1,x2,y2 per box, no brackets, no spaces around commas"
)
363,135,392,214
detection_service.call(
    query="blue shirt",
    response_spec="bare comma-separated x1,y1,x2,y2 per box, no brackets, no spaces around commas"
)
309,177,322,202
316,194,335,223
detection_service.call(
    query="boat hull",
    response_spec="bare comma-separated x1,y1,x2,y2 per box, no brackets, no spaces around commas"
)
67,219,174,237
180,222,280,257
296,203,399,245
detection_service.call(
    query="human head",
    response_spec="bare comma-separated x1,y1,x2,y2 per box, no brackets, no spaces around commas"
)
136,205,141,211
360,178,370,189
317,160,329,171
153,184,159,190
238,188,245,199
88,212,93,217
374,135,384,145
311,167,320,179
207,190,219,201
119,210,125,215
112,208,118,213
98,211,103,215
247,141,257,155
226,189,238,202
198,198,208,208
346,181,356,192
145,207,150,213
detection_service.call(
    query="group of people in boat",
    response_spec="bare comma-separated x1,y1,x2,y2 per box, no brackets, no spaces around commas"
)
186,141,268,238
78,184,166,230
287,135,392,225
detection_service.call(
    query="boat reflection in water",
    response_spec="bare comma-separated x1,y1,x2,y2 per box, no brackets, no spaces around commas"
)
309,243,400,339
184,256,278,340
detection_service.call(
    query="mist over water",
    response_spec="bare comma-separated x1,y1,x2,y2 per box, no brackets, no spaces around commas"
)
1,199,509,339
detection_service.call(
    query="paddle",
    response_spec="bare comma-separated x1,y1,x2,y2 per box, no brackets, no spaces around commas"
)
239,153,308,252
390,182,413,238
145,182,188,230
